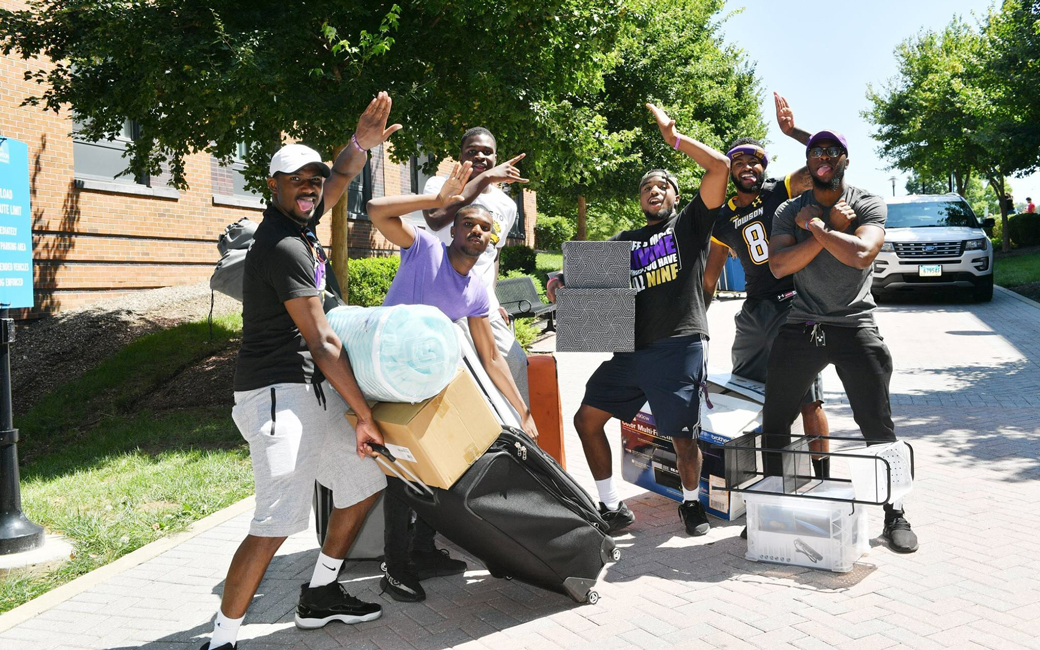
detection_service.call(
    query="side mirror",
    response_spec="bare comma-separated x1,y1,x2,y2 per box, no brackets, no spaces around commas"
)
983,217,995,229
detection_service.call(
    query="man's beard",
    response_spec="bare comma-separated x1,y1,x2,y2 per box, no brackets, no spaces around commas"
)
732,171,764,193
642,206,675,222
812,164,845,191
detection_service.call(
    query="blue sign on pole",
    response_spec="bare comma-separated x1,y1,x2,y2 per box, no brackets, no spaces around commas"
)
0,138,34,309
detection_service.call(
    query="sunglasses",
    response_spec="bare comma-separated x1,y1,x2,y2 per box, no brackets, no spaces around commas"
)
809,145,846,159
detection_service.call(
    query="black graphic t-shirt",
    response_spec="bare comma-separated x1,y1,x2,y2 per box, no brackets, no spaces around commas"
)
712,177,794,301
610,193,715,349
234,203,328,391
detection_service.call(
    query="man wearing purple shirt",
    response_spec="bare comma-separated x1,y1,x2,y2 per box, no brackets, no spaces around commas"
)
366,160,538,603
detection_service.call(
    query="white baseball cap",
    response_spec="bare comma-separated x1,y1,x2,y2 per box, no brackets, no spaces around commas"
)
268,144,331,178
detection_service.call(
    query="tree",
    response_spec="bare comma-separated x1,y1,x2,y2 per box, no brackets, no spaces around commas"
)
0,0,625,282
532,0,767,239
865,7,1040,251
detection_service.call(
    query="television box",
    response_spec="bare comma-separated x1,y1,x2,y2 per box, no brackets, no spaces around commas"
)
345,370,501,489
620,393,761,520
562,240,632,288
555,287,637,352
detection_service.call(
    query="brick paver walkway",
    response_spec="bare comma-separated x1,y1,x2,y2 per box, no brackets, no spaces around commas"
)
2,288,1038,649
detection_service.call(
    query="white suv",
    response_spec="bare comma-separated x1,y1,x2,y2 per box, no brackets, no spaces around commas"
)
873,194,995,302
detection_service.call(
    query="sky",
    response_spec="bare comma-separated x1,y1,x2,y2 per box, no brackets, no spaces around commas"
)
719,0,1039,212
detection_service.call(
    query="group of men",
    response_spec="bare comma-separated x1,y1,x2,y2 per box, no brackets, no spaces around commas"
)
201,91,919,650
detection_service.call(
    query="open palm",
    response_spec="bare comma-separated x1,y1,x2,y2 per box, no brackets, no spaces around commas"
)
438,162,473,205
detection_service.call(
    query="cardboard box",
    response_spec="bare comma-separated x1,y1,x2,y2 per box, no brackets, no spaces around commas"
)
620,393,761,520
556,287,637,352
346,370,501,489
563,241,632,288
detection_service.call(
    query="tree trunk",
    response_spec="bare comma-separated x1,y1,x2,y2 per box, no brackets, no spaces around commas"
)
954,170,966,197
577,194,587,241
330,144,351,300
988,175,1010,253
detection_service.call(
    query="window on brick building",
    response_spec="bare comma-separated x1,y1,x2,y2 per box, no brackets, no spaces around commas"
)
72,117,149,185
347,158,373,220
409,154,437,194
230,143,264,200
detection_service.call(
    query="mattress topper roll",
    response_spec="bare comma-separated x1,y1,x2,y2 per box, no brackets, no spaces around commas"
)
326,304,461,403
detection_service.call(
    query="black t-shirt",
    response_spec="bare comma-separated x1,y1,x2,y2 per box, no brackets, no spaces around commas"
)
610,193,715,349
712,177,794,301
234,204,328,391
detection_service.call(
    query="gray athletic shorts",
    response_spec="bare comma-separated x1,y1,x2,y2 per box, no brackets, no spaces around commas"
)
732,297,823,405
491,310,530,407
232,381,386,538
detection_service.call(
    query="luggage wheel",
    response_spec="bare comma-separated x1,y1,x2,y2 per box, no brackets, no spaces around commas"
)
585,591,600,605
610,548,621,562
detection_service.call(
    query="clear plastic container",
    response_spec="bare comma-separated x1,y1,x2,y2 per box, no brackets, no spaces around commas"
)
743,477,870,573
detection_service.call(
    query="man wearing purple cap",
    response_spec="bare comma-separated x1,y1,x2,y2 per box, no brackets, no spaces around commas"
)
202,93,403,650
764,130,919,554
703,93,831,486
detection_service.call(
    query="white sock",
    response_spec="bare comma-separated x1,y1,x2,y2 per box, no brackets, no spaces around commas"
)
682,486,699,503
309,552,343,588
891,499,904,512
210,611,243,649
595,477,620,510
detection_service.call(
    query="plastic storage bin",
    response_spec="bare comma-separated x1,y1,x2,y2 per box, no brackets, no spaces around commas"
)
744,476,870,573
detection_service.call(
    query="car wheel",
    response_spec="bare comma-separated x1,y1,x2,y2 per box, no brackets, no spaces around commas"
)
973,275,994,302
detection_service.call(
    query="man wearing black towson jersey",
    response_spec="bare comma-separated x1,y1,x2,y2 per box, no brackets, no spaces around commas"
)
702,93,831,483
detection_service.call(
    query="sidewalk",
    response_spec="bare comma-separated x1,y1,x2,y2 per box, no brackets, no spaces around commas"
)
2,289,1039,649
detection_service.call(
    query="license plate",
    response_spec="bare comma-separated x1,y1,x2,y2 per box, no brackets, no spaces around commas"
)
918,264,942,277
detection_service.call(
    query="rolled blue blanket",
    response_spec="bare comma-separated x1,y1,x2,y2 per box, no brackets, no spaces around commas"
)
326,305,461,403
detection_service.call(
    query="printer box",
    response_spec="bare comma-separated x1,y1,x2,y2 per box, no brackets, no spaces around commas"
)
346,370,501,489
620,394,761,520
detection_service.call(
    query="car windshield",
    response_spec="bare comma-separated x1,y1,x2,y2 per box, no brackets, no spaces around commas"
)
886,200,980,228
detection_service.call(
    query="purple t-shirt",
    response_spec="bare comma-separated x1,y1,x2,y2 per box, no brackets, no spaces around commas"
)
383,228,490,321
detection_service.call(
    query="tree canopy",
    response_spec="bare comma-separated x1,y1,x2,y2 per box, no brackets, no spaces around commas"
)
864,1,1040,250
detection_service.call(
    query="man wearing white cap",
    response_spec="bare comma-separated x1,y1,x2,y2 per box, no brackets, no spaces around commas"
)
202,93,402,650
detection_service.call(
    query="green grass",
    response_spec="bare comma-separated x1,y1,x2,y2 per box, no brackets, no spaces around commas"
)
1,314,253,613
995,248,1040,287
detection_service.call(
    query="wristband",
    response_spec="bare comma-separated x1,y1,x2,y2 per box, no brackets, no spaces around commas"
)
350,133,367,153
673,134,682,150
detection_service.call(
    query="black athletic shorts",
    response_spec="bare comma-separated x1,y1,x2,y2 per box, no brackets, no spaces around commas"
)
582,334,705,439
732,297,823,405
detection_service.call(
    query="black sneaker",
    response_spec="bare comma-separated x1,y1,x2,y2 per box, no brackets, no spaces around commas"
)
199,644,235,650
295,581,382,629
380,562,426,602
678,500,710,536
883,513,919,553
411,548,467,580
598,501,635,533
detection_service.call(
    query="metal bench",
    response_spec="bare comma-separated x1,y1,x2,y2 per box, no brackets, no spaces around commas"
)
496,276,556,331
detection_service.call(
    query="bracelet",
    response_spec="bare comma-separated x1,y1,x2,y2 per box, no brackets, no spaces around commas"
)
350,133,367,153
673,134,682,150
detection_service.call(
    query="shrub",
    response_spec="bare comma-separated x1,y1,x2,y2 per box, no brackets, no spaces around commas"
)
534,215,575,251
345,255,400,306
499,245,536,275
511,317,540,352
1008,212,1040,247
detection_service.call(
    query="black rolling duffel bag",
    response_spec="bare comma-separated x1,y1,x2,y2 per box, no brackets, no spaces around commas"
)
378,426,620,604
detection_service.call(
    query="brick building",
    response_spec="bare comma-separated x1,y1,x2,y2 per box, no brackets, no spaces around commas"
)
0,4,537,316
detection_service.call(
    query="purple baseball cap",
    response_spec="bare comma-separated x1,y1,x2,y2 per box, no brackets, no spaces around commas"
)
806,131,848,157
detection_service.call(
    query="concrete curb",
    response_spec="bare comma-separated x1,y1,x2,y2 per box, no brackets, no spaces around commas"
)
0,496,255,633
995,284,1040,309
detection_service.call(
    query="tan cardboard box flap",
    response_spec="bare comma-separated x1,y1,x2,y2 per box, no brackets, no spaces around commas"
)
346,370,501,489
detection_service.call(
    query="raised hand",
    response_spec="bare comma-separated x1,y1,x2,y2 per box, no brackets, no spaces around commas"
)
774,92,797,136
483,153,529,184
354,91,403,150
437,161,473,206
646,103,679,147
